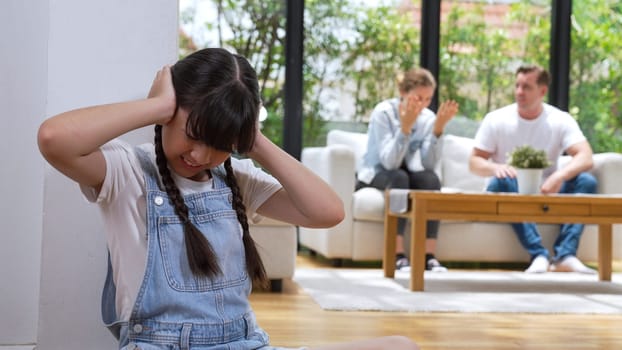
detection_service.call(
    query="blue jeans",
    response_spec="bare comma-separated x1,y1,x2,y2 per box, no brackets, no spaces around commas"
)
486,172,597,262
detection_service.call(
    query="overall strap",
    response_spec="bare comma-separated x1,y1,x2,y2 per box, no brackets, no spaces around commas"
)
210,161,232,190
134,145,164,192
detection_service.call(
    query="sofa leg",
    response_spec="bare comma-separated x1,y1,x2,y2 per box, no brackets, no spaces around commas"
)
269,279,283,293
331,258,344,267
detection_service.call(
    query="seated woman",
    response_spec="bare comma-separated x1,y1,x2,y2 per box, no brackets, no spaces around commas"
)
356,67,458,272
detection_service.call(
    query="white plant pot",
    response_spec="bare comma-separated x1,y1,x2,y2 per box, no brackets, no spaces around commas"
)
516,168,543,194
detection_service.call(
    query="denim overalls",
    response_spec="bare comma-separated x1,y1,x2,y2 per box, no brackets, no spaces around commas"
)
101,147,271,350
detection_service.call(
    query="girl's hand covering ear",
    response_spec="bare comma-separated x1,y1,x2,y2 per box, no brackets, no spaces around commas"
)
148,65,177,125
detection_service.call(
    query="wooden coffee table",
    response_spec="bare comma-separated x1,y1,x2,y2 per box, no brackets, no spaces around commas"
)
383,190,622,291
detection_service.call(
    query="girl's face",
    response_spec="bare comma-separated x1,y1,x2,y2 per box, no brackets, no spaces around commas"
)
161,108,231,182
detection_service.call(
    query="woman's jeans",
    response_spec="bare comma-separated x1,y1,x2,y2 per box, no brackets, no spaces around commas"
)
486,172,597,261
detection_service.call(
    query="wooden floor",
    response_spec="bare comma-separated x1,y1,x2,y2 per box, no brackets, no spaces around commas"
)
250,254,622,350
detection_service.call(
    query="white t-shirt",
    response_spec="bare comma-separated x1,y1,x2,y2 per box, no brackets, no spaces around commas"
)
80,140,282,321
474,103,586,178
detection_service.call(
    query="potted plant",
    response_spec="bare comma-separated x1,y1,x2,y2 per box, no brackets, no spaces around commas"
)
507,145,551,194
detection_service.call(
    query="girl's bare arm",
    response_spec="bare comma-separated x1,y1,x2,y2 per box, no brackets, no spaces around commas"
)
37,66,175,189
250,132,345,228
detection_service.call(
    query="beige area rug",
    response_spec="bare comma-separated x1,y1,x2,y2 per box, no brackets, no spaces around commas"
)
293,268,622,314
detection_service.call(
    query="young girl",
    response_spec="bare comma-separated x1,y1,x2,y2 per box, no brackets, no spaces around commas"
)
38,48,418,350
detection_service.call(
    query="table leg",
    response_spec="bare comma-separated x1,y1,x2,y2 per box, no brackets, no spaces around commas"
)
598,224,612,281
383,192,398,278
409,198,427,291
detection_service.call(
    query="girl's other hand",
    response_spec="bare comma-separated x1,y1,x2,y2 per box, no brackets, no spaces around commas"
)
246,127,267,159
148,65,177,125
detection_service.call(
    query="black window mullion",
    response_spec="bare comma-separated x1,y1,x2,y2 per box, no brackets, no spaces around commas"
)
549,0,572,111
284,0,304,159
419,0,441,112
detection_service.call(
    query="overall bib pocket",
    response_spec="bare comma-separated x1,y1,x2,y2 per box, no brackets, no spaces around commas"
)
157,211,248,292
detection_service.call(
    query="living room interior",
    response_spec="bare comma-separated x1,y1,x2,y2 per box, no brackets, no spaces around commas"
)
2,0,621,349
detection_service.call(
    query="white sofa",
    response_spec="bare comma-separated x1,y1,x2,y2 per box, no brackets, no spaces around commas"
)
250,217,297,291
299,129,622,265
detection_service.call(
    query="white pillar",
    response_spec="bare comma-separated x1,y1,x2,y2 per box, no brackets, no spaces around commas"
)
0,0,178,349
0,1,48,347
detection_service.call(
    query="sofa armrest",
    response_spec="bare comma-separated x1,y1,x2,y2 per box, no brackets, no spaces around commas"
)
299,145,356,258
591,152,622,194
301,144,356,206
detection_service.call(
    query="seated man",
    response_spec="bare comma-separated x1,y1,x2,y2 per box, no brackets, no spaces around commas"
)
356,67,458,272
468,64,597,274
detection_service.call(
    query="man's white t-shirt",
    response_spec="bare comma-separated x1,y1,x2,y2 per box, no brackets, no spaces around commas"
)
474,103,586,179
80,140,282,321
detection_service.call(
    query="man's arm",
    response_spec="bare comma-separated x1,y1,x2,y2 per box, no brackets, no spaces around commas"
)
469,147,517,179
541,140,593,193
560,140,594,177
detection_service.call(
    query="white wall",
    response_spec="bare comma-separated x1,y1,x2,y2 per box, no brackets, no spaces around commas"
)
0,0,178,348
0,1,48,346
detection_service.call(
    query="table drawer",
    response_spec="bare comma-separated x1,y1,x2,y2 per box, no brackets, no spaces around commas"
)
427,200,497,214
498,202,590,216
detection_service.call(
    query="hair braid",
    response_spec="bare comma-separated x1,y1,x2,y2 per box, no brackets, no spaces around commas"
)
223,158,269,288
153,125,221,277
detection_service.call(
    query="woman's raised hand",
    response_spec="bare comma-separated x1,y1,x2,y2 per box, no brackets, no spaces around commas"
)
399,95,425,134
433,99,459,136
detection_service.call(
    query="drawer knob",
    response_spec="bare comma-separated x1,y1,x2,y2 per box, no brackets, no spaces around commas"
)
542,204,549,212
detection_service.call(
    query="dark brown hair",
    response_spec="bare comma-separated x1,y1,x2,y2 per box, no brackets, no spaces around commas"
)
516,64,550,87
154,48,267,287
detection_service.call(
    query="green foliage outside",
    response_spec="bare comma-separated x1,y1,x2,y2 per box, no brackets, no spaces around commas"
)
180,0,621,153
569,0,622,153
180,0,288,146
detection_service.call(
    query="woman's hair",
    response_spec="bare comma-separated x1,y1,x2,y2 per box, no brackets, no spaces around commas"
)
396,67,437,93
153,48,268,287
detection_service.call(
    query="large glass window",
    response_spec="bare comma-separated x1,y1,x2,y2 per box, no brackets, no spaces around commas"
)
179,1,621,153
302,0,422,146
438,0,550,137
303,0,556,145
179,0,287,146
569,0,622,153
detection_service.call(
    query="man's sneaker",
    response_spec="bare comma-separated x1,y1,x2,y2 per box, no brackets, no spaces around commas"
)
550,255,596,274
525,255,550,273
396,257,410,271
426,258,448,272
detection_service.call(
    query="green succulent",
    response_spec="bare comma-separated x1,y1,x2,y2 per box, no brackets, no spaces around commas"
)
507,145,552,169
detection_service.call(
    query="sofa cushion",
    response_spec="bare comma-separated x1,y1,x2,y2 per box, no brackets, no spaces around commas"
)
328,129,441,178
441,134,486,192
352,187,385,222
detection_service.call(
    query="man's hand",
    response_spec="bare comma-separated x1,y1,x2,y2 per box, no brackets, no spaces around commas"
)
494,163,517,179
541,171,564,194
